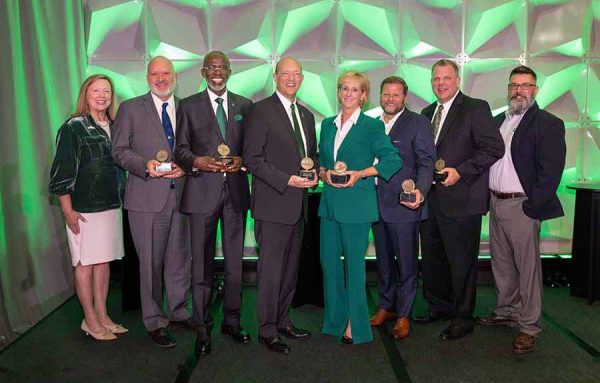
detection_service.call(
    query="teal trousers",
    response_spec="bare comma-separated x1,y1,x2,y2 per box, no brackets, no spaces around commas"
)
320,218,373,344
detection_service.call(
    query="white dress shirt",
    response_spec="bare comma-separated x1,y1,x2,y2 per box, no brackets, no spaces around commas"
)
151,93,176,134
489,110,525,193
431,90,459,144
207,88,229,120
333,107,361,161
276,90,307,155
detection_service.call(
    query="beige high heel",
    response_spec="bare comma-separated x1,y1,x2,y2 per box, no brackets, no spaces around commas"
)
81,319,117,340
101,323,128,334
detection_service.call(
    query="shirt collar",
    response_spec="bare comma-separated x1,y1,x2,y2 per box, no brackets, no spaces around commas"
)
380,108,405,126
275,90,295,110
151,92,175,110
207,88,228,105
437,90,459,110
334,107,361,129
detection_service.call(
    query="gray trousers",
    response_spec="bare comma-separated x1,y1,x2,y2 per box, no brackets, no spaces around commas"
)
128,189,191,331
489,193,542,336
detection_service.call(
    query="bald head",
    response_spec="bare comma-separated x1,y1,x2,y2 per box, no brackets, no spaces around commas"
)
147,56,177,101
274,57,304,102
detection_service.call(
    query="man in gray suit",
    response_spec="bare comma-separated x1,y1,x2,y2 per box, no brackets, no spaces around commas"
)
112,56,191,348
175,51,252,355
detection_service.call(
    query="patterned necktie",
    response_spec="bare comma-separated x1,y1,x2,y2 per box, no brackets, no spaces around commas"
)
161,102,175,151
290,103,306,158
432,104,444,140
215,97,227,140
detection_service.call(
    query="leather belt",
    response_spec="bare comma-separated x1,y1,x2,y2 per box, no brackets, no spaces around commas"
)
491,190,525,199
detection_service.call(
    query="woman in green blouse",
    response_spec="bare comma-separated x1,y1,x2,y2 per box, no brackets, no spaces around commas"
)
49,74,126,341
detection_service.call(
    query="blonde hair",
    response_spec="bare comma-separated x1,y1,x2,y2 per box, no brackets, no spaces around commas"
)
74,74,116,119
337,71,370,106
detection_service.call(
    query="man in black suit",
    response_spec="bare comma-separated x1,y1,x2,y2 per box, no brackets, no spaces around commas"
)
370,76,436,340
175,51,252,355
478,66,565,354
417,59,504,340
243,57,319,354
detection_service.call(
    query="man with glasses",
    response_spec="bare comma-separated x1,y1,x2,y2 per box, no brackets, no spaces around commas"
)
175,51,252,355
478,66,565,354
417,59,504,341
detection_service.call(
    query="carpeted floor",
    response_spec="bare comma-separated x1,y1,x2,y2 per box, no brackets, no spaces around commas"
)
1,284,599,383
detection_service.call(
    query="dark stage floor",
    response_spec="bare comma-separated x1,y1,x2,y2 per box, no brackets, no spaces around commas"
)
1,284,600,383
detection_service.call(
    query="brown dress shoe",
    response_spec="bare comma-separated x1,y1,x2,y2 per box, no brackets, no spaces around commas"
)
513,332,537,354
392,317,410,339
369,309,397,326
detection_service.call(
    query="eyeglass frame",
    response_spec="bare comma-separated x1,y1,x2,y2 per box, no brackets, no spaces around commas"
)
507,83,536,91
203,64,230,72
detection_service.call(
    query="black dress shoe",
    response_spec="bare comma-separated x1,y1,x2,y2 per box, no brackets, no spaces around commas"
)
195,325,212,355
221,323,251,343
341,335,353,345
170,318,194,330
148,327,176,348
477,314,514,327
278,326,311,340
414,311,451,324
439,323,473,341
259,335,291,354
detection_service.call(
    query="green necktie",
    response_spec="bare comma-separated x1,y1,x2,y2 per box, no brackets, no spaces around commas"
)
215,97,227,139
290,103,306,158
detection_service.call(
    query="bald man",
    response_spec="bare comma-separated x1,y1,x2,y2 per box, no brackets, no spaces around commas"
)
244,57,319,354
112,56,191,348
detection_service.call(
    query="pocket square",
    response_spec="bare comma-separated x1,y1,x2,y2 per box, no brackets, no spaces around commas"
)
234,114,243,122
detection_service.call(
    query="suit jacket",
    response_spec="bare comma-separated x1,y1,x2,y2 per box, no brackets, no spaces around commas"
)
318,112,402,224
421,91,504,217
243,93,318,225
174,90,252,214
111,92,183,213
494,102,565,221
376,109,436,223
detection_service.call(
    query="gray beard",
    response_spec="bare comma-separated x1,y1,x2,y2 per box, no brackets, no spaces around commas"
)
508,96,534,115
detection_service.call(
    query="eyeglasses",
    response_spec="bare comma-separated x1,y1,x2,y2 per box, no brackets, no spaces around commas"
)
204,65,229,72
508,83,536,91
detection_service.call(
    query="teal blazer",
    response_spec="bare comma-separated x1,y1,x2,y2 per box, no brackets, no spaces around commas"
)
318,112,402,223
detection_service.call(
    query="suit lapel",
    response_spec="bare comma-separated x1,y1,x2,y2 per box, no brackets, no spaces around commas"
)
388,109,410,139
298,103,313,156
199,91,225,142
143,93,171,150
336,112,363,160
271,93,299,155
436,91,463,147
227,93,238,138
511,102,539,154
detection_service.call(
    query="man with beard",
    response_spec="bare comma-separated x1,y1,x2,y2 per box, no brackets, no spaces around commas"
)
175,51,252,355
370,76,435,339
112,56,191,347
417,59,504,340
477,66,565,354
243,57,318,354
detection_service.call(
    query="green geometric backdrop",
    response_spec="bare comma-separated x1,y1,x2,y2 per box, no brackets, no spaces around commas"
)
84,0,600,248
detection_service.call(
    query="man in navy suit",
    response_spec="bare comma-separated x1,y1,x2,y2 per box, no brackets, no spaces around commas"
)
370,76,436,339
478,66,565,354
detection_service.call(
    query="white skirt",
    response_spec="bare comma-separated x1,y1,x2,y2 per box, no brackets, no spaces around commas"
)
66,208,124,267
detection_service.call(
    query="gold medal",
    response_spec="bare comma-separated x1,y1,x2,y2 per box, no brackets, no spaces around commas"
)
301,157,314,170
156,150,169,162
217,144,230,157
435,159,445,172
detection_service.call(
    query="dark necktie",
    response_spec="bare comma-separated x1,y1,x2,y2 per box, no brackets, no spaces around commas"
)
432,104,444,140
215,97,227,140
290,103,306,158
161,102,175,151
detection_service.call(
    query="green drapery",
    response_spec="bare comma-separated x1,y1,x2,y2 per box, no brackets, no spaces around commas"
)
0,0,86,344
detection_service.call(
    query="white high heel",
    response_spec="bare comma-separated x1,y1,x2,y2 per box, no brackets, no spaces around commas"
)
81,319,117,340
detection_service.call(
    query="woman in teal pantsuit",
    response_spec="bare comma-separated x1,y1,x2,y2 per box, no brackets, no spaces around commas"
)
318,71,402,344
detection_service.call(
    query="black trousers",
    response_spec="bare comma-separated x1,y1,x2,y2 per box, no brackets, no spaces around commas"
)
255,218,303,338
189,183,246,327
420,188,482,326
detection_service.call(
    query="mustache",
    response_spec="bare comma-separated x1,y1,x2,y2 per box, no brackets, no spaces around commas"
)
510,93,527,100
